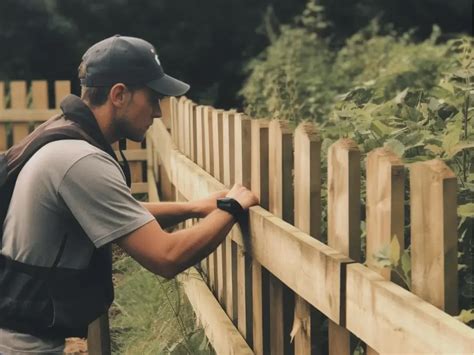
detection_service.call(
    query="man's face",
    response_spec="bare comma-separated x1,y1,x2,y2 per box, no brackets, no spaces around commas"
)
113,87,162,142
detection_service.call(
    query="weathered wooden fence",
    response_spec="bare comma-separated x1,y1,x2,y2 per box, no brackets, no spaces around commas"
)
1,80,473,354
150,96,474,354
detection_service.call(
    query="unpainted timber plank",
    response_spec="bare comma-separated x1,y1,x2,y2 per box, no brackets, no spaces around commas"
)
346,263,474,354
410,159,458,315
178,268,253,355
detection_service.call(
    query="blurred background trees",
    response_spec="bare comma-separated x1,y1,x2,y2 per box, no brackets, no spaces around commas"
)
0,0,471,108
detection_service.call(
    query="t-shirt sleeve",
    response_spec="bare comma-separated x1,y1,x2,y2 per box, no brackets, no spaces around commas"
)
58,153,155,248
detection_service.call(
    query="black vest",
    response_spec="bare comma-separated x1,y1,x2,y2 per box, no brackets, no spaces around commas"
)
0,95,131,339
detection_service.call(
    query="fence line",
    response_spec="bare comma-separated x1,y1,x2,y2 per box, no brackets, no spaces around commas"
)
1,80,473,354
155,96,474,354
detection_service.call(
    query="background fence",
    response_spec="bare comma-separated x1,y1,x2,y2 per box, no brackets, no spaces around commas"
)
1,80,473,354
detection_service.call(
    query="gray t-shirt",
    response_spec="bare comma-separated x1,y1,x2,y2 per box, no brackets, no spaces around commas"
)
0,139,155,354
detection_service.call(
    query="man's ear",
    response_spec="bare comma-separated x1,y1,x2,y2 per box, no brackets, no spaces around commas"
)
109,83,130,107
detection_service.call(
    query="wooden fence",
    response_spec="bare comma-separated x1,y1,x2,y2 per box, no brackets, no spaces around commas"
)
150,96,474,354
1,80,473,354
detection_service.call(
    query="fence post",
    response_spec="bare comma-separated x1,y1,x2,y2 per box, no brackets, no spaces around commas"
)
365,147,405,355
195,106,205,169
87,314,111,355
327,138,361,355
10,81,29,144
31,81,49,129
223,111,237,323
293,122,322,355
234,113,253,344
203,106,216,290
410,159,458,315
54,80,70,108
268,119,295,355
250,119,270,355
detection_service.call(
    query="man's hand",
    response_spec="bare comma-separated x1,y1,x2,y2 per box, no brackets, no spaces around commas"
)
191,190,229,218
226,183,259,210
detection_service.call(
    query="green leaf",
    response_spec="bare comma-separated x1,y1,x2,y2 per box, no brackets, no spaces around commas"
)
371,120,393,138
401,251,411,276
442,129,461,154
384,139,405,157
458,203,474,218
390,235,401,267
425,144,444,155
446,142,474,159
455,309,474,324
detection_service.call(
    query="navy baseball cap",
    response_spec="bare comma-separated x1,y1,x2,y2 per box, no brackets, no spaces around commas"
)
80,35,190,96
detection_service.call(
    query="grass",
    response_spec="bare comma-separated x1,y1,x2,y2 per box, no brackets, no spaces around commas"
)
110,255,215,355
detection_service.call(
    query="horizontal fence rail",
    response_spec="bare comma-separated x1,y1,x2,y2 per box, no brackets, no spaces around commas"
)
152,96,474,354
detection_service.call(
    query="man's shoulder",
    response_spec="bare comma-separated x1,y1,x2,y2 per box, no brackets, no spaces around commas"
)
32,139,114,167
19,139,119,184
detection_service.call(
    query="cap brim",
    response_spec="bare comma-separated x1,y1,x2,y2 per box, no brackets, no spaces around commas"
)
146,74,190,97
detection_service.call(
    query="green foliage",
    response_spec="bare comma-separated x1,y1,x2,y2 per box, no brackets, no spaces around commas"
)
242,3,474,316
110,256,214,354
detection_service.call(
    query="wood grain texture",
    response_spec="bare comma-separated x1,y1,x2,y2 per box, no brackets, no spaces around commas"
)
250,119,270,210
178,268,254,355
10,82,30,144
31,81,49,109
293,122,322,355
327,138,361,355
54,80,71,108
410,159,458,315
366,148,404,281
346,263,474,354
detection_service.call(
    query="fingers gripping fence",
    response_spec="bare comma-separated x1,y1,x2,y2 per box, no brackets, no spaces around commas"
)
152,96,474,354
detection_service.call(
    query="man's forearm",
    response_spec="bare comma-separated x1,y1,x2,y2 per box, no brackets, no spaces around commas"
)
142,201,199,229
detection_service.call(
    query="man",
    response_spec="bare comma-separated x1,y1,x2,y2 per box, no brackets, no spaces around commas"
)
0,35,259,354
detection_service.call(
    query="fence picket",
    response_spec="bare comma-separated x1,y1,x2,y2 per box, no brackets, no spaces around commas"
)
222,111,237,323
250,119,270,355
327,138,361,355
10,81,29,144
410,159,458,315
365,147,405,355
54,80,70,108
293,122,323,355
268,119,295,355
234,113,253,343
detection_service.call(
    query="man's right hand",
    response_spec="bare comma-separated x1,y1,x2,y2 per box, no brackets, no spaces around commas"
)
226,183,259,210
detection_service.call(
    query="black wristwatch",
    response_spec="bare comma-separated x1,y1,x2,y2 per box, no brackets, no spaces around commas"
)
216,197,245,219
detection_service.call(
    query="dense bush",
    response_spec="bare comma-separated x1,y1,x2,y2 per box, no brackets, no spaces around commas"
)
241,2,473,319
